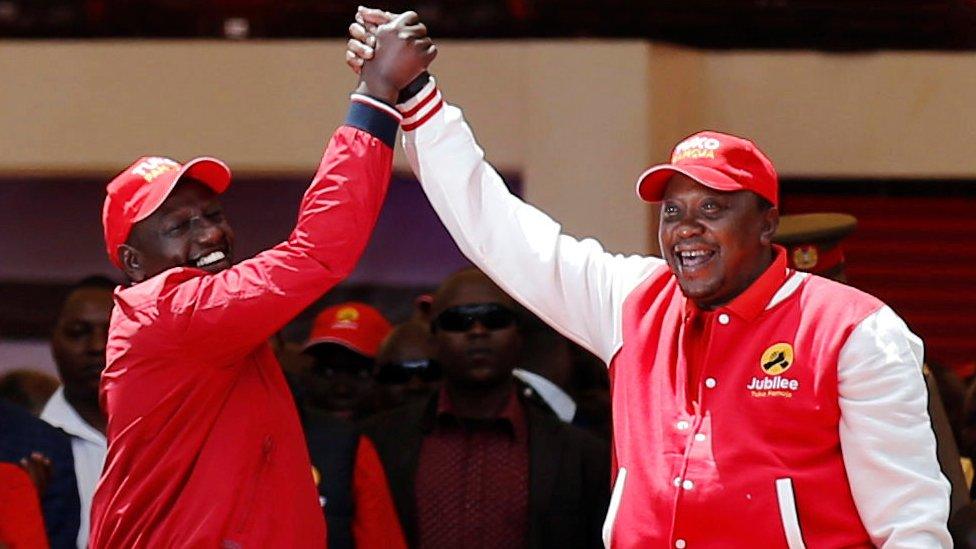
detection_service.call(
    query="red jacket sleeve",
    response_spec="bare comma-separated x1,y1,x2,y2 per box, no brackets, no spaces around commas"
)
144,98,399,364
352,436,408,549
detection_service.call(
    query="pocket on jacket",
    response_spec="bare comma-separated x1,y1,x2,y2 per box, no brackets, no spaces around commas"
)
602,467,627,548
775,477,807,549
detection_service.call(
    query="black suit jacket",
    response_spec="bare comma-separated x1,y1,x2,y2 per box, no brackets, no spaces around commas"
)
360,388,609,549
0,399,80,549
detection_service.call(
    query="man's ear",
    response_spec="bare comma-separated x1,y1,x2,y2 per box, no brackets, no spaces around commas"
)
118,244,145,283
759,206,780,247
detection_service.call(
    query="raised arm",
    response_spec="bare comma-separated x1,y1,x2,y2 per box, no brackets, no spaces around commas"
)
397,77,664,363
837,306,952,546
144,14,437,365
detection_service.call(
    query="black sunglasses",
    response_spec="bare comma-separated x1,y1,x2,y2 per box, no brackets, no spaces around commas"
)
376,359,443,384
431,303,518,333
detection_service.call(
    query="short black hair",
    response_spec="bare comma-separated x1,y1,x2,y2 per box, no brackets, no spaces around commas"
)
67,275,118,294
756,195,775,212
57,275,118,318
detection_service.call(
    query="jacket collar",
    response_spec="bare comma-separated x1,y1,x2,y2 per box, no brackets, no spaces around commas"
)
684,244,791,323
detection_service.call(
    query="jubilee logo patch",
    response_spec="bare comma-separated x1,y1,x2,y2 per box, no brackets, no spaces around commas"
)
760,342,793,375
747,342,799,398
332,306,361,329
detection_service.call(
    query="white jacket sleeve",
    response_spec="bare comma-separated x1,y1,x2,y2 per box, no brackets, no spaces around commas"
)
837,305,952,547
400,83,663,363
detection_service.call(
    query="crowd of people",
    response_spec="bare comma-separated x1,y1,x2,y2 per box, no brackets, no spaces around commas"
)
0,268,614,548
0,5,972,548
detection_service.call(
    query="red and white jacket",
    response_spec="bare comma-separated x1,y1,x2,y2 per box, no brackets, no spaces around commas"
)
90,96,400,548
399,80,951,548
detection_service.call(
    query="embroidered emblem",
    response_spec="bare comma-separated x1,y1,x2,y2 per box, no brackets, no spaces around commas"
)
792,245,819,270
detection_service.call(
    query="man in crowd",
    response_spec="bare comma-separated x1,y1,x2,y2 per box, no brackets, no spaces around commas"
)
362,269,610,548
0,398,79,548
40,275,114,549
297,302,408,548
303,302,391,420
89,14,436,547
348,11,950,546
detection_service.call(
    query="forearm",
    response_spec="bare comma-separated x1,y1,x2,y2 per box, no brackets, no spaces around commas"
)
167,98,399,360
400,79,662,362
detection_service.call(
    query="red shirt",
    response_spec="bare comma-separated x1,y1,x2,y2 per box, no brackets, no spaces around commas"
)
90,100,397,548
0,463,48,549
415,388,529,549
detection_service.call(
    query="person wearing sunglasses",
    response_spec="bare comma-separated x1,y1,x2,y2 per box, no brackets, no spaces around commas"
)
371,321,441,413
362,269,609,549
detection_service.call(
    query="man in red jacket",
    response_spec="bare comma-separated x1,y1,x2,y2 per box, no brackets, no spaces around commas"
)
89,13,436,548
348,11,950,548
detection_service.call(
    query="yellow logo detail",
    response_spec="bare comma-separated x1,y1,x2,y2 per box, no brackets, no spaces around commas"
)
335,307,360,322
760,343,794,376
311,465,321,486
792,245,819,270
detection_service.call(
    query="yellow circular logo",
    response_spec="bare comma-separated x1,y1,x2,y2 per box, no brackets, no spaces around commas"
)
792,245,819,271
335,307,360,322
760,343,794,375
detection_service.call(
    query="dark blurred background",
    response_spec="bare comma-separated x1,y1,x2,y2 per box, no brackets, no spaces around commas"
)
2,0,976,50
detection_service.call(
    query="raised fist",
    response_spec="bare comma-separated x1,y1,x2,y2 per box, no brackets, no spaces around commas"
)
352,9,436,105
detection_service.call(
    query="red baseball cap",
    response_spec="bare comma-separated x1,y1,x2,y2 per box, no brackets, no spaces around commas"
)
303,302,393,358
636,130,778,206
102,156,232,268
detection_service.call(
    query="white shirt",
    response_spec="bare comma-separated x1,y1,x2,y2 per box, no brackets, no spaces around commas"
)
41,387,107,549
513,368,577,423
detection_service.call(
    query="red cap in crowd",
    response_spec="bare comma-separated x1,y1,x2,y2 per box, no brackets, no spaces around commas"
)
102,156,232,268
303,302,393,358
636,130,779,206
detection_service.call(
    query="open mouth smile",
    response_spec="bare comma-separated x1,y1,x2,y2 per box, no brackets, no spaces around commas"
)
191,249,229,269
673,245,717,270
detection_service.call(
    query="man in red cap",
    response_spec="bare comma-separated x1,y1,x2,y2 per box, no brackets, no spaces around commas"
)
346,16,950,547
302,302,392,419
89,14,436,548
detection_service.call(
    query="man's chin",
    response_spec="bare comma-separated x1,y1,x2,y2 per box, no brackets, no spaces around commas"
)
677,278,722,306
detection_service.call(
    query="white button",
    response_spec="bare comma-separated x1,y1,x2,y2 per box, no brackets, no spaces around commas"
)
694,433,707,442
682,479,695,490
705,377,717,389
676,420,690,431
673,476,682,487
675,539,687,548
718,313,730,325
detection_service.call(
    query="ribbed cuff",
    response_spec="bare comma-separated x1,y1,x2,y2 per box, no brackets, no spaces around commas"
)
347,94,402,148
396,76,444,132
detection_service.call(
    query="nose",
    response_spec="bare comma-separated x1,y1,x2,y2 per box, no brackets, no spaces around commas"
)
466,319,490,337
88,328,108,354
405,374,426,391
675,217,704,240
194,218,225,245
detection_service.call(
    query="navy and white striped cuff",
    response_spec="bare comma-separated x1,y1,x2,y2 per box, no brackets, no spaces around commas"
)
397,77,443,132
347,94,402,148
